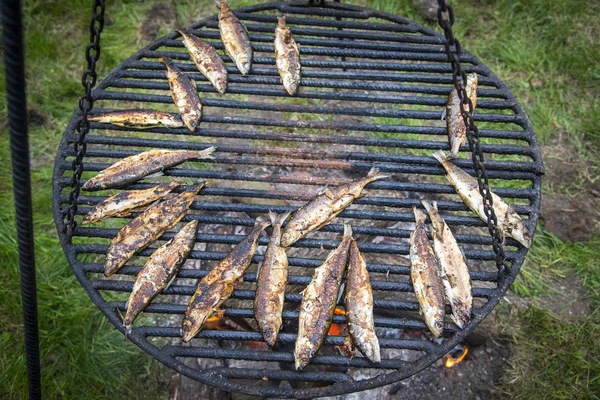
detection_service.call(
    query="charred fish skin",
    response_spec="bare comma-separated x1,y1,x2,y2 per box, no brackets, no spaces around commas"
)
123,220,198,329
160,57,203,132
178,29,228,94
254,211,290,346
281,168,389,248
82,181,184,225
82,147,215,191
295,224,353,370
274,15,301,96
182,216,271,342
446,73,478,158
345,238,381,363
104,182,205,277
87,110,185,129
422,200,472,329
218,0,252,75
432,150,532,248
410,208,445,337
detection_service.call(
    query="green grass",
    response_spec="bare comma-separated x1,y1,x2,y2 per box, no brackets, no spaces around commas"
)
0,0,599,398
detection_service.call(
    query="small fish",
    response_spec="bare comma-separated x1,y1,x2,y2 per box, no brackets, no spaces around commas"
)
432,150,532,248
82,181,184,225
254,211,290,346
422,200,472,329
410,208,445,337
122,220,198,329
160,57,203,131
82,147,215,191
295,224,353,370
218,0,252,75
274,15,301,96
104,182,205,277
182,216,271,342
281,168,389,248
87,110,185,129
345,238,380,363
178,29,228,94
446,73,478,158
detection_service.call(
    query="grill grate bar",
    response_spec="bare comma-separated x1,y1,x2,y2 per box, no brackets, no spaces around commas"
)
205,368,352,384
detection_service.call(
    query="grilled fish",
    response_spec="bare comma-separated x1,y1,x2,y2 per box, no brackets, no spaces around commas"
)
160,57,203,131
281,168,389,248
218,0,252,75
82,181,184,225
82,147,215,191
345,238,380,363
274,15,301,96
446,73,478,158
182,216,271,342
122,220,198,329
104,182,205,277
410,208,445,337
254,211,290,346
295,224,353,370
87,110,184,129
178,29,228,94
433,150,532,248
422,200,472,329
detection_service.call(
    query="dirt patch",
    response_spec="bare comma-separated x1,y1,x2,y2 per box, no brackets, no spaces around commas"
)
540,134,600,242
141,2,179,44
412,0,439,21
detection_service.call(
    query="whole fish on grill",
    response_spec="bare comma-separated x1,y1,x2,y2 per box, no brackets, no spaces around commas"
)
218,0,252,75
82,181,184,225
122,220,198,330
178,29,228,94
182,216,271,342
87,110,185,129
254,211,290,346
281,168,389,248
422,200,472,329
433,150,532,248
295,224,353,370
82,147,215,191
345,238,380,363
160,57,203,131
446,73,478,158
410,208,445,337
274,15,301,96
104,182,205,277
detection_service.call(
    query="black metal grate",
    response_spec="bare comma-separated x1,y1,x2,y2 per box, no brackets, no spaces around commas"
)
52,1,543,398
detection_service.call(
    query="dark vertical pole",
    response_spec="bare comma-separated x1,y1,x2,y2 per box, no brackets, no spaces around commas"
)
1,0,42,399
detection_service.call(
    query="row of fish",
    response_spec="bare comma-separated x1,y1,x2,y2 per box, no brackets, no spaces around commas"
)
88,1,300,132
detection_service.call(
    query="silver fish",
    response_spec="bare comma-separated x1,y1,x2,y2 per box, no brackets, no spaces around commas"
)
295,224,352,370
345,238,380,363
433,150,532,248
410,208,445,337
422,200,472,329
87,110,184,129
446,73,478,158
274,15,301,96
178,29,228,94
218,0,252,75
160,57,203,131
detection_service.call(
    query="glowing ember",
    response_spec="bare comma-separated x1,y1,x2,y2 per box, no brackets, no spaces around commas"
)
445,346,469,368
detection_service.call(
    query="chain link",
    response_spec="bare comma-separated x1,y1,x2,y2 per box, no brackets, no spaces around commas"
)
64,0,106,239
436,0,507,274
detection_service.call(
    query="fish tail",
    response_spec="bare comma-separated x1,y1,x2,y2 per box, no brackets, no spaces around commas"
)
198,146,216,160
421,200,438,213
413,207,426,224
432,150,448,165
343,223,353,238
269,210,291,226
278,14,286,27
366,167,390,182
255,215,272,229
177,29,186,36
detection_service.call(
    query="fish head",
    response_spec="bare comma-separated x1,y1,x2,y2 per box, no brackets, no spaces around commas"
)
283,74,299,96
506,212,532,248
182,114,199,132
235,53,252,75
214,75,228,94
294,338,315,370
280,229,301,248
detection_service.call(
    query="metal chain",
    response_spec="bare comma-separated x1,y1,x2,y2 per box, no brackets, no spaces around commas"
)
64,0,105,238
436,0,507,274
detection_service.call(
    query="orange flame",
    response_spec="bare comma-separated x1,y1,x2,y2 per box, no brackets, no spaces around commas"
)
445,347,469,368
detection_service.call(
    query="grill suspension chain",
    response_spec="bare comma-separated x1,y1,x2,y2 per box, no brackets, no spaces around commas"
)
64,0,106,239
436,0,507,276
